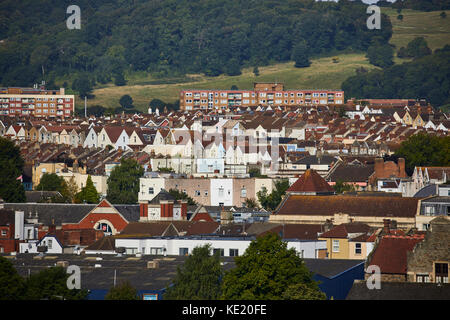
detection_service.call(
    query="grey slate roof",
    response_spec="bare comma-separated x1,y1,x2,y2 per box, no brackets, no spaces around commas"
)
6,253,236,291
148,189,176,204
303,258,365,279
414,184,438,198
3,203,140,226
346,280,450,300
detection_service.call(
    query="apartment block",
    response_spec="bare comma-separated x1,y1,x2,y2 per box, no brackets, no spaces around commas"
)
0,87,75,118
180,82,344,111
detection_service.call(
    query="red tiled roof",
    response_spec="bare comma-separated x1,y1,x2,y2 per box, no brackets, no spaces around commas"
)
276,195,420,218
287,169,334,193
368,235,425,274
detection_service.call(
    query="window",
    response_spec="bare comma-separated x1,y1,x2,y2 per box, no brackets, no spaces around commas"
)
416,274,430,283
47,239,53,249
148,187,154,194
297,250,304,258
213,248,224,257
435,263,449,283
142,247,146,254
150,247,164,255
241,188,247,198
195,190,200,196
229,249,239,257
218,187,224,197
126,248,138,255
1,230,6,237
423,224,431,231
205,191,208,196
332,240,340,253
424,206,436,215
179,248,189,256
355,243,362,255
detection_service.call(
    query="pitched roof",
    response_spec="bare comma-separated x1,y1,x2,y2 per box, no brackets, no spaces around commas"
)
319,223,371,239
287,169,335,194
148,189,176,204
0,208,15,226
304,259,365,279
275,195,420,218
327,163,374,183
368,235,425,274
347,281,450,300
3,203,140,226
84,236,116,251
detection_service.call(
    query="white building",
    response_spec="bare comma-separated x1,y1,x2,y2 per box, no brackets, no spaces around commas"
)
114,236,326,258
210,179,233,206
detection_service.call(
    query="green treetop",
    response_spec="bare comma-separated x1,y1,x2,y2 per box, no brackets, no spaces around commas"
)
164,244,223,300
75,175,100,204
221,233,326,300
0,137,25,203
106,158,144,204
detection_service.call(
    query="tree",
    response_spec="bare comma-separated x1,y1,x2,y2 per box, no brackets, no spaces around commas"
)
75,175,99,204
36,173,64,192
282,283,327,300
405,37,432,59
0,255,26,300
394,133,450,175
230,85,238,90
253,66,259,77
244,198,258,208
62,176,79,203
367,42,394,68
149,98,165,110
25,266,88,300
292,41,311,68
114,71,127,86
107,158,144,204
0,137,25,202
257,179,290,211
168,188,196,205
225,58,242,76
105,281,139,300
338,106,347,118
333,180,356,194
119,95,133,109
397,14,404,21
164,244,223,300
221,233,325,300
72,74,93,98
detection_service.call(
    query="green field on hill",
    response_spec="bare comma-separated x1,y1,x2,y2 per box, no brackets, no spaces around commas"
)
86,54,378,111
85,9,450,112
384,8,450,51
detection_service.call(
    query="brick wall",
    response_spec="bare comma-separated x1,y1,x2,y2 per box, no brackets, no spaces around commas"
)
407,217,450,282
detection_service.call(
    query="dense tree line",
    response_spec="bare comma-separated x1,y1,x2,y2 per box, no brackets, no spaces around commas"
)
391,0,450,11
342,45,450,108
0,0,392,92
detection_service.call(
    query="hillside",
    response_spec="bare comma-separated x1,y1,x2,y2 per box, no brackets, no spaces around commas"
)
0,0,391,90
384,8,450,52
86,53,379,112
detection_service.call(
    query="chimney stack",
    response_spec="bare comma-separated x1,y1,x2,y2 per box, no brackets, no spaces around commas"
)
398,158,406,177
383,219,390,234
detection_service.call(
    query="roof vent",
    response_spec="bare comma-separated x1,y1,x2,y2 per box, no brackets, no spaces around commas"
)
147,260,160,269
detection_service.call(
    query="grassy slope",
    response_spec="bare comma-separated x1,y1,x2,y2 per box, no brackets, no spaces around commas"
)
85,9,450,112
384,8,450,51
87,54,377,111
